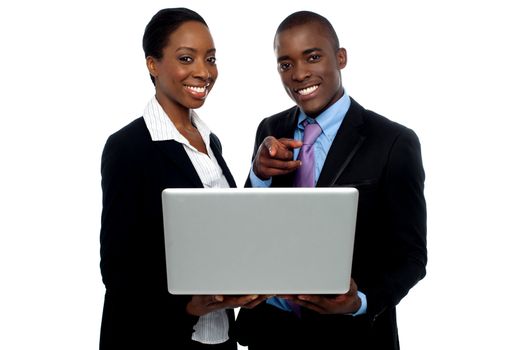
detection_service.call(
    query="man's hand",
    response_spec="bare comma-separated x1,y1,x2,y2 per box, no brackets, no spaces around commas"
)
186,295,269,316
280,279,361,315
253,137,302,180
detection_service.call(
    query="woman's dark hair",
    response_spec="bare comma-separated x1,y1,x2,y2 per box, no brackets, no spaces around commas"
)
142,8,208,84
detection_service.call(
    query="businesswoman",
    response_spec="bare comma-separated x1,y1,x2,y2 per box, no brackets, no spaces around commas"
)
99,8,261,349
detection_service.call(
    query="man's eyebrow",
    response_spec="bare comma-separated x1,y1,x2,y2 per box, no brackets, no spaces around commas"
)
303,47,323,55
277,55,290,62
277,48,323,62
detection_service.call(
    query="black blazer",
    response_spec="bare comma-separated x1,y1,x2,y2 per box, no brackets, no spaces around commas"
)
99,117,237,349
236,99,427,349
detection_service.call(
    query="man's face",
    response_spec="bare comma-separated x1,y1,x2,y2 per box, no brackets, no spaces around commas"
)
274,22,346,117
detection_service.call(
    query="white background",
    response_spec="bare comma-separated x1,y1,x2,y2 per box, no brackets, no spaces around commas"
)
1,0,508,349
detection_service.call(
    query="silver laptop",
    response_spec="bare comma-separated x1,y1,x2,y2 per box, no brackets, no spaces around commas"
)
162,187,358,295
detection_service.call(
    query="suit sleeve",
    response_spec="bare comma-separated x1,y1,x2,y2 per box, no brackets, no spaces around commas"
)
244,118,269,188
100,133,199,340
366,128,427,321
100,134,141,290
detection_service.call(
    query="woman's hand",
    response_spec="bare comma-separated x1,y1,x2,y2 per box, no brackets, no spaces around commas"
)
186,295,269,316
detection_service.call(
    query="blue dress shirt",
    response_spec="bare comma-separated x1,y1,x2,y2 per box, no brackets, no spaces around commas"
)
250,92,367,316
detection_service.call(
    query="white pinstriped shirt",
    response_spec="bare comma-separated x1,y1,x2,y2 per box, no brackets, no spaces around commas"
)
143,96,230,344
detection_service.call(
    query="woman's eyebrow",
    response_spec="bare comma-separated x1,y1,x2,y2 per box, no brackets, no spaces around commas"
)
175,47,216,53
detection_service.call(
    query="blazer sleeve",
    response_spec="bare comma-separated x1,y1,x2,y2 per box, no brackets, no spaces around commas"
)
244,118,270,188
365,128,427,321
100,130,199,339
100,133,141,290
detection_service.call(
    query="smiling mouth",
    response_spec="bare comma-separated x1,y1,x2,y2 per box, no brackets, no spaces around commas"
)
296,85,319,96
185,84,208,94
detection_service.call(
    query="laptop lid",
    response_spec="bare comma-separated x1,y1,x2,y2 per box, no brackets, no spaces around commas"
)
162,187,358,295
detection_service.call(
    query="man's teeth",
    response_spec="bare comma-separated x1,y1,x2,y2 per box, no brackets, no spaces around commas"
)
187,85,206,93
298,85,318,96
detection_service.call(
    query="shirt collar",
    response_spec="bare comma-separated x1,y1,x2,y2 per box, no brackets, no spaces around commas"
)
142,96,211,144
297,90,351,142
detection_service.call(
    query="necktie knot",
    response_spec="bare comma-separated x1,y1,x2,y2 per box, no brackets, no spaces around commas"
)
293,120,322,188
301,121,322,145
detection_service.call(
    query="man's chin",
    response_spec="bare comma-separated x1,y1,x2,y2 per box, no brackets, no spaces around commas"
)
298,103,324,118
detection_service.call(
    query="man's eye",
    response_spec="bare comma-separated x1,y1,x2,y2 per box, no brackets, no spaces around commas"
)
309,54,321,62
279,62,292,71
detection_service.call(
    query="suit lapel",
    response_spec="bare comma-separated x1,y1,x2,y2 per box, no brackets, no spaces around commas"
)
273,107,300,187
155,136,237,189
316,99,366,187
155,140,203,188
210,135,237,188
279,107,300,139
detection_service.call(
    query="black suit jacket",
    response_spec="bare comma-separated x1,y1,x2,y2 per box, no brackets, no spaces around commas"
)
99,117,237,349
236,99,427,349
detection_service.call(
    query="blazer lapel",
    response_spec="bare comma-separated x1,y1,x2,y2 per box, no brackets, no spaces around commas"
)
155,140,204,188
155,136,237,188
272,107,300,187
279,107,300,139
209,134,237,188
316,99,366,187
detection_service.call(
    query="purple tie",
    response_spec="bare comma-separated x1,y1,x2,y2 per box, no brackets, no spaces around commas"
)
294,121,322,187
283,120,321,318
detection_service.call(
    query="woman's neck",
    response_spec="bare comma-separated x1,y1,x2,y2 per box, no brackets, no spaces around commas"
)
155,92,192,129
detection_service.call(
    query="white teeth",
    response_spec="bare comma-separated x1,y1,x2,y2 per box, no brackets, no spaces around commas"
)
298,85,318,96
186,85,206,93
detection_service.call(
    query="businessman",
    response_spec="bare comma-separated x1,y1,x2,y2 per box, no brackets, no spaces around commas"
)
235,11,427,349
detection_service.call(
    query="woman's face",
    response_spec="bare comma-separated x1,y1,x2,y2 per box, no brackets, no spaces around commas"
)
147,21,217,113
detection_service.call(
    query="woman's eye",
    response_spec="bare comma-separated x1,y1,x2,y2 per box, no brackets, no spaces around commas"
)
179,56,193,63
207,56,217,64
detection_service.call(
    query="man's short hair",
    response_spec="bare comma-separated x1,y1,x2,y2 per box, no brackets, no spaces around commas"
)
275,11,340,51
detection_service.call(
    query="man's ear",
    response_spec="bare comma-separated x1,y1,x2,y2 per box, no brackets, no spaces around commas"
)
146,56,158,80
337,48,347,69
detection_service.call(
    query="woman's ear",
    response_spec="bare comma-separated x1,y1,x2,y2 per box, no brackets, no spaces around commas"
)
146,56,158,79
